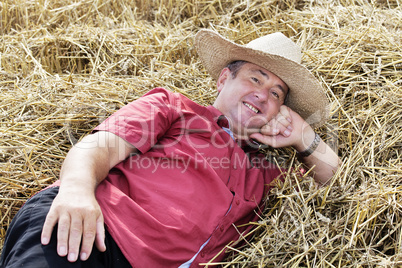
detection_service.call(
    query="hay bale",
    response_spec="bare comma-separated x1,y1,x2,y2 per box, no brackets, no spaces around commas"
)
1,0,401,266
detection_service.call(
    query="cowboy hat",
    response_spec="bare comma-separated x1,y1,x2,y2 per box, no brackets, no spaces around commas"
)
194,29,329,128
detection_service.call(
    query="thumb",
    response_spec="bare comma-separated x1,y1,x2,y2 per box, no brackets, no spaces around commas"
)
249,132,279,148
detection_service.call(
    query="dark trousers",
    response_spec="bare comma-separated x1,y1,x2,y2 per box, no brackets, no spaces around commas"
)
0,187,131,268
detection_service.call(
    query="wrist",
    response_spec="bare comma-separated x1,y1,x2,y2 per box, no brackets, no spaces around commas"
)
293,126,316,152
297,132,321,157
59,175,98,194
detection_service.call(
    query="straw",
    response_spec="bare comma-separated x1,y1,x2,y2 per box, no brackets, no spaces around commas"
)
1,0,401,265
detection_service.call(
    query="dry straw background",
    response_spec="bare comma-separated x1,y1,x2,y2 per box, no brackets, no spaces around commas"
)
0,0,401,267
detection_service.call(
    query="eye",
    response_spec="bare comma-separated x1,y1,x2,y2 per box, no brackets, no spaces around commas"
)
251,77,259,83
271,90,280,99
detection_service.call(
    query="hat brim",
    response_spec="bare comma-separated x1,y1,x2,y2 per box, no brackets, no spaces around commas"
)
195,29,329,128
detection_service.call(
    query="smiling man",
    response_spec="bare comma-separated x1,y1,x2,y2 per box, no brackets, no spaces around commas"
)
214,62,289,138
0,29,340,268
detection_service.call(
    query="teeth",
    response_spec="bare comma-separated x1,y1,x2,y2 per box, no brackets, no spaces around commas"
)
244,102,259,113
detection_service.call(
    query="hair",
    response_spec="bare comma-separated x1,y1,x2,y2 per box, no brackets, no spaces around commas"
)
226,60,247,78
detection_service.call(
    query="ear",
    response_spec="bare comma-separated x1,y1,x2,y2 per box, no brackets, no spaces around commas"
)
216,67,230,92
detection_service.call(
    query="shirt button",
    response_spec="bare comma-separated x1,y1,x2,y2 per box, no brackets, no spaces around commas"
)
230,187,234,192
220,225,224,231
200,252,205,258
236,200,240,205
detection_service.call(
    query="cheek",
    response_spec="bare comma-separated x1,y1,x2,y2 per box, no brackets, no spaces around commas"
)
265,102,282,121
272,100,283,111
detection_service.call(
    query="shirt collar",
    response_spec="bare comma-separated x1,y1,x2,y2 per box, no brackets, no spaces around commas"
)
206,105,261,153
206,105,224,119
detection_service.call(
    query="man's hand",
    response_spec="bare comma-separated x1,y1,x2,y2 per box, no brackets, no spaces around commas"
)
250,105,315,150
41,187,106,262
250,105,340,185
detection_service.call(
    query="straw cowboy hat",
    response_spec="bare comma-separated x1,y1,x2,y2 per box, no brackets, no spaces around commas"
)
195,29,329,128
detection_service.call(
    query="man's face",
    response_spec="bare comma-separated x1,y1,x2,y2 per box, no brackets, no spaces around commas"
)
213,62,288,139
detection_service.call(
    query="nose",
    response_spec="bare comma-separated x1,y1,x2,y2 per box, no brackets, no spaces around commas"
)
254,89,268,103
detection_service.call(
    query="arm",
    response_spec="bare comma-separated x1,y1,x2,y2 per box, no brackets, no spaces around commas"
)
250,106,340,186
41,131,137,262
291,124,339,186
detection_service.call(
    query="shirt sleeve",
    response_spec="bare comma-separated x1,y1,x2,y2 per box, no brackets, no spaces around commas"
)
94,88,180,153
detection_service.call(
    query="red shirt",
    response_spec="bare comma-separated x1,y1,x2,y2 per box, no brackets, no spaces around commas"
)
93,88,282,267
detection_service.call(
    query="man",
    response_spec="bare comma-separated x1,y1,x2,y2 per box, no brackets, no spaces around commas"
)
0,29,340,267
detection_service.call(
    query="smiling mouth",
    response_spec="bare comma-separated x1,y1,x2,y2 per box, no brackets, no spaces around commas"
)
243,102,260,114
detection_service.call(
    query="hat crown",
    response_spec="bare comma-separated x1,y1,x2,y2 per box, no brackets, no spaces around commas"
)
245,32,302,64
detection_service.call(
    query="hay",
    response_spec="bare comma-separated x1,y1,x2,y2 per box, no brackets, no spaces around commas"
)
0,0,401,266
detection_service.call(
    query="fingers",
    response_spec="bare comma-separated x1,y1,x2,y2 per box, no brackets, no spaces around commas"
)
66,214,83,262
56,213,72,259
67,208,104,262
41,207,74,260
41,199,105,263
253,105,313,150
251,106,295,148
78,210,99,261
41,210,58,246
41,205,74,259
95,215,106,253
278,105,292,124
261,105,293,137
79,209,107,260
260,119,292,138
250,132,276,147
275,106,293,136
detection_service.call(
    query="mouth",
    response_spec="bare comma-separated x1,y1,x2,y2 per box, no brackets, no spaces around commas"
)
243,102,260,114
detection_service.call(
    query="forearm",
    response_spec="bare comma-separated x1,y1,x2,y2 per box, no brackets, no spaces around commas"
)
59,131,136,194
59,139,111,194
